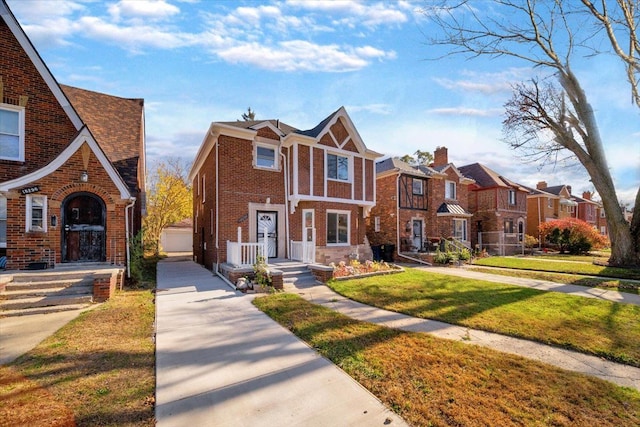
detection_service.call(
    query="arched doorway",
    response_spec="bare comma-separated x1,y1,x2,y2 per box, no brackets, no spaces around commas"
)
62,193,106,262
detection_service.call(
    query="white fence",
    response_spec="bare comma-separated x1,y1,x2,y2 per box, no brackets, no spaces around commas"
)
290,240,316,263
227,227,268,267
477,232,524,256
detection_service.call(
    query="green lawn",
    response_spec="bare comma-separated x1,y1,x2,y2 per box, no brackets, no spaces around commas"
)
473,256,640,280
467,266,640,294
255,293,640,427
328,268,640,366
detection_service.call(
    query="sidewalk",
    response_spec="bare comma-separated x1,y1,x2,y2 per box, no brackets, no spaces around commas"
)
422,265,640,306
285,277,640,391
154,259,407,427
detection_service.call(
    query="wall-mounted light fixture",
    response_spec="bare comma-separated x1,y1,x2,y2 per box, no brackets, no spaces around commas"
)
405,221,411,232
80,171,88,182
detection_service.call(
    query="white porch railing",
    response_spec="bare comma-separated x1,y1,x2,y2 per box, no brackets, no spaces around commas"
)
290,240,315,264
227,227,268,267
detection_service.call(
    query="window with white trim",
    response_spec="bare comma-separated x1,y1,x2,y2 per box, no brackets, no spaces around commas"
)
548,198,553,208
26,195,47,232
445,180,456,200
327,153,349,181
453,218,467,241
0,196,6,248
202,174,206,203
327,211,349,245
0,105,25,161
254,143,278,170
374,216,380,232
508,189,516,205
412,179,423,195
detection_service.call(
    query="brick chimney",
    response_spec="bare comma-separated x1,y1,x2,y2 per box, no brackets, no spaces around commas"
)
583,191,592,200
536,181,547,190
433,146,448,167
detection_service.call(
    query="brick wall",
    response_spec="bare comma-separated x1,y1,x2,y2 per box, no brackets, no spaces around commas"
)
0,20,78,181
4,147,128,270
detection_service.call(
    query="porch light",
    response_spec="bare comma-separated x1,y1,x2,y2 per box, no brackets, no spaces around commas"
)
405,221,411,232
80,171,88,182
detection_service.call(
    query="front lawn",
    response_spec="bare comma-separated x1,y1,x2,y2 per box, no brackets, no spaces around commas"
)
328,268,640,366
255,293,640,427
0,287,156,426
467,266,640,294
473,256,640,280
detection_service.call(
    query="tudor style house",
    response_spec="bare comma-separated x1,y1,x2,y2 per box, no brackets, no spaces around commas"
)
458,163,528,255
367,146,473,262
0,1,145,271
189,107,379,271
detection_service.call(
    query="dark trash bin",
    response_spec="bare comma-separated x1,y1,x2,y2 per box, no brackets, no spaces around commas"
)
371,245,383,261
383,244,395,262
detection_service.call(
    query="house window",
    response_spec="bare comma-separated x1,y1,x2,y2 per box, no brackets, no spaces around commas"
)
504,219,514,234
327,153,349,181
600,226,606,235
327,211,349,245
445,180,456,200
412,179,423,195
374,216,380,232
508,190,516,205
26,195,47,232
0,105,25,161
0,196,6,248
202,174,206,203
600,210,605,218
548,198,553,208
255,144,277,170
453,218,467,241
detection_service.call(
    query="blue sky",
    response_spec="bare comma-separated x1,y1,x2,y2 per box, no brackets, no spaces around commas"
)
7,0,639,205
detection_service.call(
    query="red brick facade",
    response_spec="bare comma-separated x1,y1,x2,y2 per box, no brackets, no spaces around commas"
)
1,5,142,271
190,108,378,269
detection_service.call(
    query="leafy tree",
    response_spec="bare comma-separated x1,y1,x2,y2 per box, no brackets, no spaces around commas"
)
397,149,433,166
241,107,256,121
143,158,192,255
539,218,609,255
422,1,640,266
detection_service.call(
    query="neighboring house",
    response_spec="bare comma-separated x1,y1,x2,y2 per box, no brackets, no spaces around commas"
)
573,191,600,226
188,107,379,272
458,163,528,255
0,1,145,270
367,146,473,262
160,218,193,253
524,181,577,240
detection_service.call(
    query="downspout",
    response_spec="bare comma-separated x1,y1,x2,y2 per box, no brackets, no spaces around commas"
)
280,146,290,258
125,197,136,278
395,174,431,266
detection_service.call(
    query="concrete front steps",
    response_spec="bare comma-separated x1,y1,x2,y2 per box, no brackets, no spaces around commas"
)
269,260,318,288
0,265,122,317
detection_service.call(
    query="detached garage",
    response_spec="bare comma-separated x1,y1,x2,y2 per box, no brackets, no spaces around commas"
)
160,218,193,253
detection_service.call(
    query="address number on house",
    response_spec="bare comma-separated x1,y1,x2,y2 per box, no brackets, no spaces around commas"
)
20,186,40,195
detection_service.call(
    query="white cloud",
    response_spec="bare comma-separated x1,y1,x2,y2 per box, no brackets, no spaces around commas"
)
346,104,393,115
428,107,502,117
108,0,180,22
286,0,408,27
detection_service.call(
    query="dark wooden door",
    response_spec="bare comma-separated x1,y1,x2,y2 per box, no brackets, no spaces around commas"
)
63,194,105,262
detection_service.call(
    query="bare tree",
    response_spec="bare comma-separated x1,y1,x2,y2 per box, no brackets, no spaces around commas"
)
422,0,640,266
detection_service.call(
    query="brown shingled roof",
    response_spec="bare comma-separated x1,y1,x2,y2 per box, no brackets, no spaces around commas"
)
60,84,144,193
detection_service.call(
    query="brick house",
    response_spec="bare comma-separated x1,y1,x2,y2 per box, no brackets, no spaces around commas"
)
523,182,577,240
0,1,145,271
458,163,528,255
367,146,473,262
188,107,378,272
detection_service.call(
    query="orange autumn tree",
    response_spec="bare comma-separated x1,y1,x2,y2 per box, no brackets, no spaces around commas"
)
539,218,609,255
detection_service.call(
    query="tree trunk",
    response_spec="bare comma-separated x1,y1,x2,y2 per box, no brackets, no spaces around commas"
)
561,72,640,266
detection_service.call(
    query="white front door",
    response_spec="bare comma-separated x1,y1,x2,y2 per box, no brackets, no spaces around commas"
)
257,211,277,258
412,219,423,251
302,209,316,263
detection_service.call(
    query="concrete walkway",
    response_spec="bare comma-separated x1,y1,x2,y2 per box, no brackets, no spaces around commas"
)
285,276,640,391
154,258,407,427
423,265,640,306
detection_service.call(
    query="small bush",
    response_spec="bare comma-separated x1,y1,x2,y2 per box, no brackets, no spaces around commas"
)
539,218,609,255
